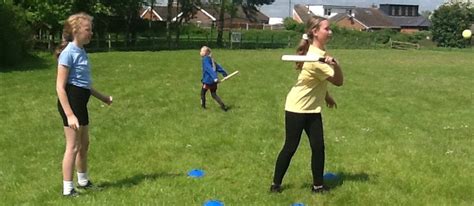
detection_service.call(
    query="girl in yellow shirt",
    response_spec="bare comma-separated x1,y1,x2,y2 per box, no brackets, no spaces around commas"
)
270,16,344,193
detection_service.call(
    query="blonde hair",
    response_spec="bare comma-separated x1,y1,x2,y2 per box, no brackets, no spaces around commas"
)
55,13,93,59
295,16,328,69
201,46,216,70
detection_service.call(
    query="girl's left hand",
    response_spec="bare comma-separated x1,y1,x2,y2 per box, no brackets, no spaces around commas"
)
325,95,337,109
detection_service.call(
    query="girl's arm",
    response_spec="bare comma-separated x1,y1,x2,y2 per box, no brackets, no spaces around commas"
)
325,57,343,86
56,65,80,129
325,91,337,108
91,87,113,105
215,63,228,77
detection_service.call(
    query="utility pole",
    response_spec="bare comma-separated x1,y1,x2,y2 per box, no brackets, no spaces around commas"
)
289,0,292,17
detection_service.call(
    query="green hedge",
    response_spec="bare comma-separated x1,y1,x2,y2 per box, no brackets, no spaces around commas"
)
0,4,31,68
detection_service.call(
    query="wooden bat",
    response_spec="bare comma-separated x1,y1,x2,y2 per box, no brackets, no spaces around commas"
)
221,71,239,82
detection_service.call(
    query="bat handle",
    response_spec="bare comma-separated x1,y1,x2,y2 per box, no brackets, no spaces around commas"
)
318,57,337,64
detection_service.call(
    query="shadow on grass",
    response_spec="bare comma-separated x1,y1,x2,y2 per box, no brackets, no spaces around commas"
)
98,172,182,189
0,53,53,73
300,172,373,189
328,172,373,189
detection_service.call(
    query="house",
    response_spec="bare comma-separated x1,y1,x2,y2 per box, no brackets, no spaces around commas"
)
140,6,164,21
330,8,399,31
292,4,316,23
292,3,430,33
194,5,269,29
292,4,355,24
268,17,283,25
379,4,431,33
305,4,355,19
139,4,269,29
329,4,431,33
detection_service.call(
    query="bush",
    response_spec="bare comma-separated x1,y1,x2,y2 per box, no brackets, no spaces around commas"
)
283,17,305,33
0,4,32,67
431,2,473,48
328,25,430,49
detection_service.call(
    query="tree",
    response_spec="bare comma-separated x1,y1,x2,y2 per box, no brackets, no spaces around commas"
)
215,0,275,47
246,0,274,7
174,0,201,47
166,0,173,48
14,0,74,38
0,4,31,67
106,0,143,46
420,10,432,19
216,0,226,47
431,1,474,48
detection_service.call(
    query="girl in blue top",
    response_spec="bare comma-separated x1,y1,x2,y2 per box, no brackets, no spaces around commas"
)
55,13,113,197
200,46,229,111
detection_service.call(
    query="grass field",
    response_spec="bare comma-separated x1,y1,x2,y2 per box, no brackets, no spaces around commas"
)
0,49,473,205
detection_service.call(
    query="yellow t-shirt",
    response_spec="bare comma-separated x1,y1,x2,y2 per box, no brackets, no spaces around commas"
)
285,45,335,113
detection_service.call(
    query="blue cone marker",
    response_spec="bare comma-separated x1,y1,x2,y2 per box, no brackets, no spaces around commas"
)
188,169,205,178
203,200,224,206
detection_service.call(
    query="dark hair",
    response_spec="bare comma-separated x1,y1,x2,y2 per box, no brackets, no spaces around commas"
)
295,16,328,69
55,13,93,59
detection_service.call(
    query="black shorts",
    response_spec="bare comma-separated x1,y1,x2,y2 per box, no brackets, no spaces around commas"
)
58,84,91,126
202,83,218,92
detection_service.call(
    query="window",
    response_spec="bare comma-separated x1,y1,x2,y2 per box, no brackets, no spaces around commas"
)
391,6,396,16
324,8,331,16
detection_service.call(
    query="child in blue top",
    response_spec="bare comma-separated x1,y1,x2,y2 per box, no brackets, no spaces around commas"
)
55,13,113,197
200,46,229,111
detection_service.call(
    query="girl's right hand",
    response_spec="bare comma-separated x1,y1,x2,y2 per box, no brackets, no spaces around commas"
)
67,115,80,130
324,56,338,65
103,96,113,105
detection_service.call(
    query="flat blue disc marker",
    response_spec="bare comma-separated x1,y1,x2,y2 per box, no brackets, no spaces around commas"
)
188,169,205,178
203,200,224,206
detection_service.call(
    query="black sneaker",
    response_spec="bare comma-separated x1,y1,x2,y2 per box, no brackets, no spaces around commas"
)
269,184,282,193
221,105,229,112
63,189,79,197
77,181,102,191
311,185,330,193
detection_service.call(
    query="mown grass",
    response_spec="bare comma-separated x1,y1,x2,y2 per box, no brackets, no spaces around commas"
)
0,49,472,205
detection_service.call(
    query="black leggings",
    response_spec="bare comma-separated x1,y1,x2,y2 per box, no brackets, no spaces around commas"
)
201,87,225,108
272,111,325,186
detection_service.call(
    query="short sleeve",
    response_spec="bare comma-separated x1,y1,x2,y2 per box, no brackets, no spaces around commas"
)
315,63,334,81
58,51,73,68
303,62,334,81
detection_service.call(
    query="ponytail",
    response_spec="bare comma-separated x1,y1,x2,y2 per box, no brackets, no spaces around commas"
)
55,33,73,59
210,57,216,71
295,37,310,69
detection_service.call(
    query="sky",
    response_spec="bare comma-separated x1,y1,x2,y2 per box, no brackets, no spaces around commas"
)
259,0,447,18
